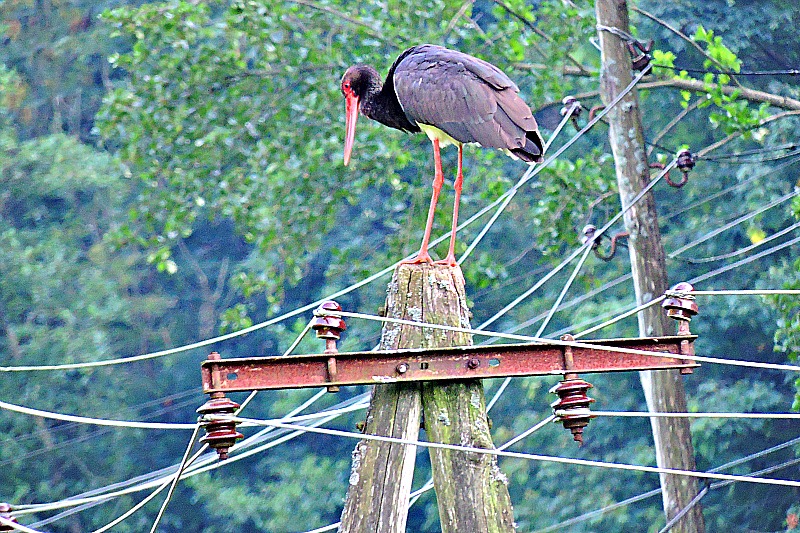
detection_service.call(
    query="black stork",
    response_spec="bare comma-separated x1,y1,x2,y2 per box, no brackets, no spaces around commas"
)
341,44,544,266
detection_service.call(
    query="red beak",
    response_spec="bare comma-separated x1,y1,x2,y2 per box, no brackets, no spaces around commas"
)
343,90,359,166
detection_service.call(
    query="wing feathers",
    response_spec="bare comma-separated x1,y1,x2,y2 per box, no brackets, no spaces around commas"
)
393,44,541,160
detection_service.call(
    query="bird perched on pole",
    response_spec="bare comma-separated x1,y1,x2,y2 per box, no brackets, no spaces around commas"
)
341,44,544,266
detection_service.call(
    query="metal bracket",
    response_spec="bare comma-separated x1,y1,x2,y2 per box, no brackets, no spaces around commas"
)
197,283,702,457
201,335,699,394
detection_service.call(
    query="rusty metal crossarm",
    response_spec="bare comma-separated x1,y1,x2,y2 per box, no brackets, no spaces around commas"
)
201,335,698,394
195,283,703,458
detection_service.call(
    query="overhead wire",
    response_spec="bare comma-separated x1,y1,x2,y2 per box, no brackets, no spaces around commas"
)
503,274,633,337
302,413,559,533
222,417,800,488
0,518,44,533
0,388,201,447
657,484,709,533
337,307,800,372
688,234,800,285
14,397,368,518
590,411,800,419
0,399,198,430
668,189,800,259
683,220,800,264
535,434,800,532
147,425,202,533
16,330,346,527
700,142,799,161
666,156,800,221
19,392,371,526
486,244,594,411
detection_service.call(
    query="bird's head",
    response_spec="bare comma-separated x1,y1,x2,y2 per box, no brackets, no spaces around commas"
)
341,65,380,166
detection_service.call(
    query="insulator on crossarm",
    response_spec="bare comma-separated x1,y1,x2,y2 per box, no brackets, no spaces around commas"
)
550,377,596,445
312,300,347,392
197,395,244,460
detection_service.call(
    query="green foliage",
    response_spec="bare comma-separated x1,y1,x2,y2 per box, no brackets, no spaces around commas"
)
0,0,123,141
2,0,800,531
188,455,349,532
654,23,771,134
96,0,600,309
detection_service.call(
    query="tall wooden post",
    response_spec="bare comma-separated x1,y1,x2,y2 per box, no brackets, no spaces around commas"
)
595,1,706,531
339,263,515,532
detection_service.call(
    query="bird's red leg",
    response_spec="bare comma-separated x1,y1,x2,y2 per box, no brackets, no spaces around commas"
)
402,138,444,264
435,144,463,267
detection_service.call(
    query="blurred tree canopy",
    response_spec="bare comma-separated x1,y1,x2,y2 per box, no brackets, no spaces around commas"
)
0,0,799,531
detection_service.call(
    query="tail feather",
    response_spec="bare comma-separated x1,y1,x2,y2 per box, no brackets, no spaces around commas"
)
510,130,544,163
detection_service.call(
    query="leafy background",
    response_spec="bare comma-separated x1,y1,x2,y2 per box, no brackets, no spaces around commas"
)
1,0,799,531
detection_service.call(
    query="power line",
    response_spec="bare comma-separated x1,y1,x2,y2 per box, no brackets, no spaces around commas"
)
0,399,197,430
302,413,558,533
652,62,800,77
700,142,799,160
147,426,201,533
657,483,709,533
573,295,665,339
535,435,800,532
703,149,800,165
505,274,633,337
684,220,800,264
226,417,800,488
591,411,800,420
668,189,799,259
18,393,370,521
0,517,44,533
486,244,594,411
689,234,800,285
667,156,800,220
336,309,800,373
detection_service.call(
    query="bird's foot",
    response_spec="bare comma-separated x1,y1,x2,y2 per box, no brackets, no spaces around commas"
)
400,249,434,265
433,253,458,268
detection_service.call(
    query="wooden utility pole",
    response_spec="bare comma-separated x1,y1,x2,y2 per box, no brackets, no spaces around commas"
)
339,263,515,532
595,1,706,531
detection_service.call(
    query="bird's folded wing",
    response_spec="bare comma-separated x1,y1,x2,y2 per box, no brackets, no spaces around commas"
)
394,46,535,151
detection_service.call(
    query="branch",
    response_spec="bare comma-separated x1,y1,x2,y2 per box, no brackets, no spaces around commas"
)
643,78,800,111
492,0,594,76
444,0,474,37
519,62,800,111
696,109,800,159
286,0,388,42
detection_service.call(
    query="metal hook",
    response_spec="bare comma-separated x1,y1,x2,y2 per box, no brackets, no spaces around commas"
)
581,225,629,262
588,105,605,122
651,160,690,188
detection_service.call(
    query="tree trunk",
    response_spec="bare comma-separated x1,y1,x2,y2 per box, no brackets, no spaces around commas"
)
595,1,706,531
339,263,515,532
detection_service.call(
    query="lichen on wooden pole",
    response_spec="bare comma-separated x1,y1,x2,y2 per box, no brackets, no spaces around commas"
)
339,263,515,532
